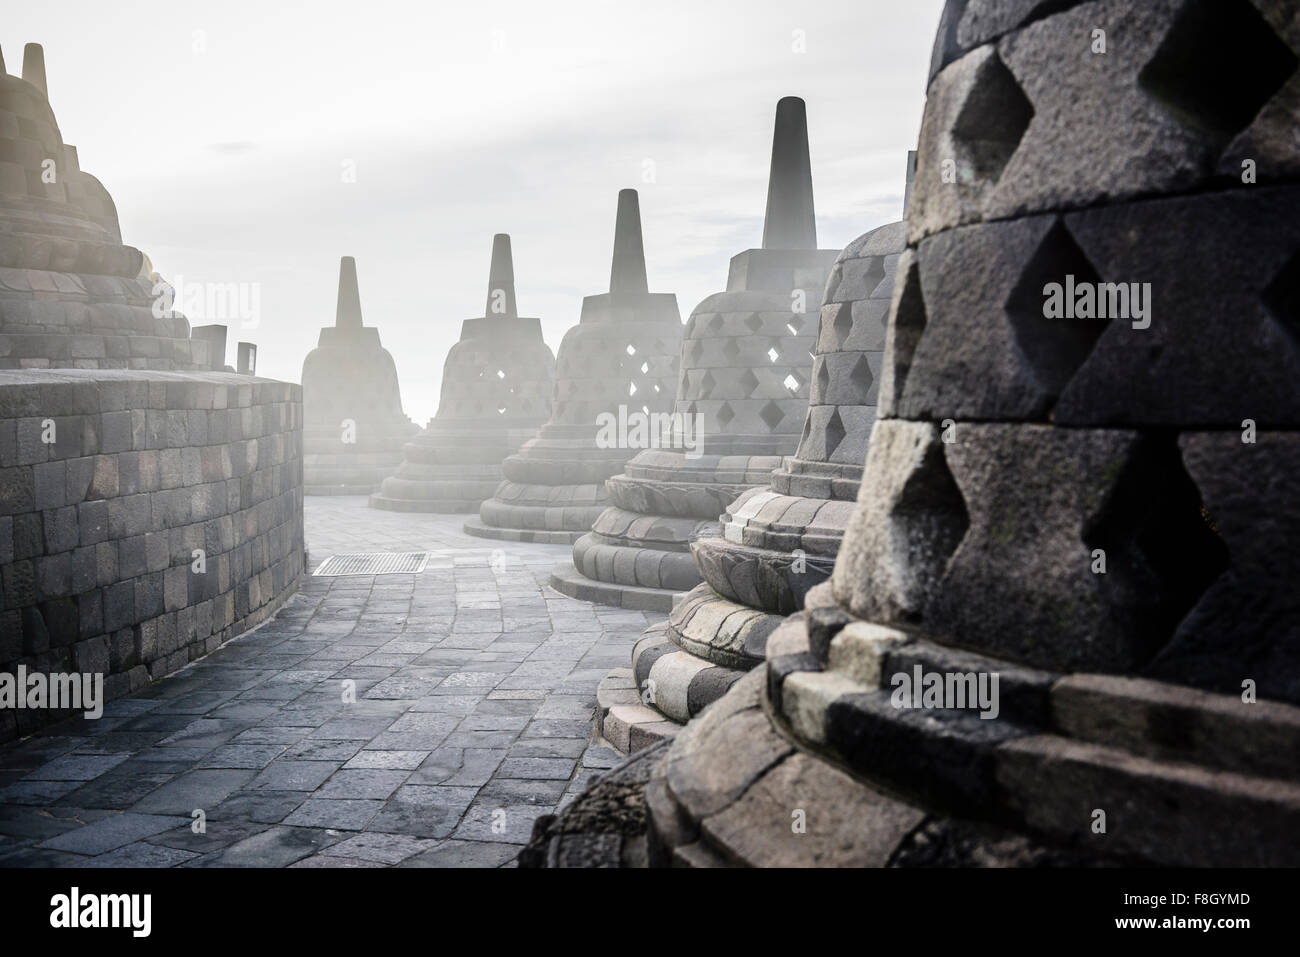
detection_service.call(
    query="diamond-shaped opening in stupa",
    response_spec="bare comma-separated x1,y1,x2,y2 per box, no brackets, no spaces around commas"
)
759,399,785,431
1138,0,1297,148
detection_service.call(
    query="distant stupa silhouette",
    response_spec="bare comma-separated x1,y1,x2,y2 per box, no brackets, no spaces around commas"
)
551,97,841,611
370,234,556,512
466,190,683,543
300,257,418,494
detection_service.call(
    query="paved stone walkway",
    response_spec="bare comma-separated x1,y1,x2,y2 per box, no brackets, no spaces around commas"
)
0,497,661,867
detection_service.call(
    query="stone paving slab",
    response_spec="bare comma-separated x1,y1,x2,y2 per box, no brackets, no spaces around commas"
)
0,497,663,868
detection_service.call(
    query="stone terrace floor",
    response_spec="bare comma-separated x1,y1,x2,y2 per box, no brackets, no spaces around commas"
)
0,496,661,867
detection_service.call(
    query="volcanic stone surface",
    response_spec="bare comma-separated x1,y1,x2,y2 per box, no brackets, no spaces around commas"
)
543,0,1300,868
370,235,555,513
467,189,681,545
0,44,214,371
551,97,842,611
0,43,305,742
300,257,418,495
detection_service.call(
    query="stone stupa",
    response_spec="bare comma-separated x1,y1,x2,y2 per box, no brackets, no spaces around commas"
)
0,43,213,371
0,42,306,740
300,257,417,494
596,158,911,752
549,97,842,611
525,0,1300,868
466,190,682,543
370,235,555,512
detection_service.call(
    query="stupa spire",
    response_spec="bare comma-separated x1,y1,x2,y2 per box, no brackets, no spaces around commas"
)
22,43,47,97
335,256,363,330
608,189,649,299
485,233,518,318
761,96,817,250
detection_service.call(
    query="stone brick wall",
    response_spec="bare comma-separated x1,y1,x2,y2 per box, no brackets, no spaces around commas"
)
0,369,305,742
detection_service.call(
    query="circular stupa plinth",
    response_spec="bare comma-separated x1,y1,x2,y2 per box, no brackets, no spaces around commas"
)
466,189,682,543
370,234,555,512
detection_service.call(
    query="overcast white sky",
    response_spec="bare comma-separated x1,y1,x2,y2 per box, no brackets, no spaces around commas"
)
6,0,945,423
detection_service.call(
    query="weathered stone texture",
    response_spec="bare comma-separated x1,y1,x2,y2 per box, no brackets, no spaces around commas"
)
543,0,1300,869
0,369,305,742
0,46,217,371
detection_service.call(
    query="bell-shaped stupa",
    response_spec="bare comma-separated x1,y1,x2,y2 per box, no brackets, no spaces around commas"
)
550,97,841,611
300,257,417,494
466,190,682,543
0,43,212,370
370,234,555,512
596,184,908,751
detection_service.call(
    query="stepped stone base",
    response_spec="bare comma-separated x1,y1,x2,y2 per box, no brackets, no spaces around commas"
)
369,493,486,513
369,462,503,513
591,584,784,750
558,575,1300,865
606,453,777,517
596,667,681,753
302,435,413,496
474,462,615,542
596,614,754,754
641,669,1118,867
553,452,782,610
462,518,584,545
304,473,398,496
666,583,783,670
548,562,684,612
535,667,1147,868
758,608,1300,868
699,486,857,609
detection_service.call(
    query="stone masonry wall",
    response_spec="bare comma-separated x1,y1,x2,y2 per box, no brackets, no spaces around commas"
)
0,369,305,742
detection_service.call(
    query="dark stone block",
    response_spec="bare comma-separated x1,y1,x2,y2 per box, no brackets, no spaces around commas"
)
825,691,1025,816
1145,432,1300,705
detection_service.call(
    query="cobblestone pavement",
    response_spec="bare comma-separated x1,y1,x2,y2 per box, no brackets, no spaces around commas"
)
0,497,661,867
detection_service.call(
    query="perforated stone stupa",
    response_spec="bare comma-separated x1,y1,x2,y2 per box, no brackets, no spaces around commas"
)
550,97,841,612
300,256,417,494
597,165,910,751
527,0,1300,868
369,234,555,512
0,44,213,371
466,190,682,543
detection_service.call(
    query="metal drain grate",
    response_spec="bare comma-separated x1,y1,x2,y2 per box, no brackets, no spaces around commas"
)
312,552,428,576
